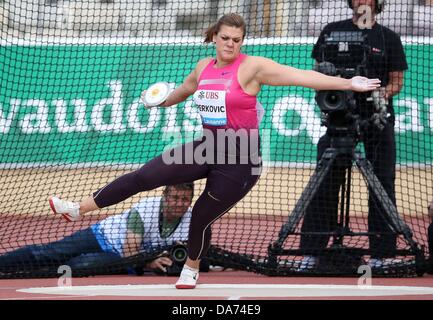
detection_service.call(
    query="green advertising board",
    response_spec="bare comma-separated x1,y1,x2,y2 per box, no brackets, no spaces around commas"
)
0,39,432,166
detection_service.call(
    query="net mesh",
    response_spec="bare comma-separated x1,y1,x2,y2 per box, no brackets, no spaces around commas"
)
0,0,432,278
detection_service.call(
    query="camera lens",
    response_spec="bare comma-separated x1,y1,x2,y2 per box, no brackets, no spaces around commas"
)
316,90,347,112
325,91,343,108
170,245,188,263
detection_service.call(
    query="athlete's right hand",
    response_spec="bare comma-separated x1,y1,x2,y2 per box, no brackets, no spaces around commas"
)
350,76,381,92
140,90,168,108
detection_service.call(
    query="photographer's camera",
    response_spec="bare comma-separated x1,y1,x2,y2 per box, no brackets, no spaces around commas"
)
314,62,356,113
153,244,188,276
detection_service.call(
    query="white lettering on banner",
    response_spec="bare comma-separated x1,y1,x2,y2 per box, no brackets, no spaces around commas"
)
159,82,181,134
54,99,71,133
54,99,89,133
182,100,202,132
90,80,126,133
395,98,424,133
163,105,181,133
1,79,432,140
159,103,203,162
127,98,161,133
71,99,89,132
425,98,433,132
0,99,20,134
272,95,325,144
20,99,51,134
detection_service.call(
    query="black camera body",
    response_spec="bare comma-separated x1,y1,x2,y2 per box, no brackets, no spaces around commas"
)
313,31,383,134
152,244,188,276
315,31,369,116
314,62,357,114
153,244,210,276
166,244,189,275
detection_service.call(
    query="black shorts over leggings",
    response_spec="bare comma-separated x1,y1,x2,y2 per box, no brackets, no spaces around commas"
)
92,138,261,260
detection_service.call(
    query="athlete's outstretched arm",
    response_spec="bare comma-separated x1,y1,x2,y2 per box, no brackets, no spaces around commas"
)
160,58,211,107
254,56,380,92
160,72,198,107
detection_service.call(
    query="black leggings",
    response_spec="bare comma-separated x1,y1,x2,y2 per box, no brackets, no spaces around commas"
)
93,139,261,260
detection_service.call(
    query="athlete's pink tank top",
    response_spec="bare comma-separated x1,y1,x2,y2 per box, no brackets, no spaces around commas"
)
193,54,263,131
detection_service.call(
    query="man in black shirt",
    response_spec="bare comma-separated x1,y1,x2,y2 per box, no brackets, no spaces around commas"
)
299,0,408,269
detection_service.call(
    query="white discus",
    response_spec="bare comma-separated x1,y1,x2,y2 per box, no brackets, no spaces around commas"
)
142,82,172,107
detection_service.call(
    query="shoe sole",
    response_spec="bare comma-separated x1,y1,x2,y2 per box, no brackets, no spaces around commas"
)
175,284,196,289
49,198,73,222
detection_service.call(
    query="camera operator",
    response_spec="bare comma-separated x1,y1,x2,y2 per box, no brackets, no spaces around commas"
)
299,0,408,270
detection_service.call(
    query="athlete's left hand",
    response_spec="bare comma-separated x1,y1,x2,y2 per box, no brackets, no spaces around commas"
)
350,76,381,92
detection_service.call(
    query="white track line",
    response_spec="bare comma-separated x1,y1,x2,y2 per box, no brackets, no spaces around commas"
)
2,295,93,300
17,284,433,298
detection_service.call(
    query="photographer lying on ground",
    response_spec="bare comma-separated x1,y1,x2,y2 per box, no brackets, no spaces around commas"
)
0,183,208,276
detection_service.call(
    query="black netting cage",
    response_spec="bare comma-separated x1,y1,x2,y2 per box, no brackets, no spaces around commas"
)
0,0,432,278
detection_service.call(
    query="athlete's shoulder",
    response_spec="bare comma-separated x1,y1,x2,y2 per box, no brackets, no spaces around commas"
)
193,57,213,79
244,55,276,70
244,55,270,64
196,57,213,68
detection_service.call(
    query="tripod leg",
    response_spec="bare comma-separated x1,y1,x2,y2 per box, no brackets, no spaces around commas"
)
355,155,418,249
272,148,340,249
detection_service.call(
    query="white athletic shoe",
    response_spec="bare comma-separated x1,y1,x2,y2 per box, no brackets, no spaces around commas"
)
49,197,80,222
175,266,199,289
